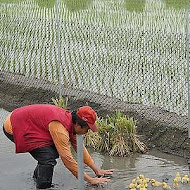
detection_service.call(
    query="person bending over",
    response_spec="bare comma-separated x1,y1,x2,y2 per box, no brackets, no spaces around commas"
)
3,104,114,189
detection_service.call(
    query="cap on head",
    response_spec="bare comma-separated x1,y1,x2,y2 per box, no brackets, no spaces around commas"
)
76,106,98,132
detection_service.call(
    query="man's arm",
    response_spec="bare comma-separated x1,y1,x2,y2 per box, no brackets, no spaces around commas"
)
70,135,94,167
70,135,114,177
49,121,78,177
48,121,111,184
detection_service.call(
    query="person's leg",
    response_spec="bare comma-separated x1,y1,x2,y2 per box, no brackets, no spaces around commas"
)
33,164,54,189
30,145,59,189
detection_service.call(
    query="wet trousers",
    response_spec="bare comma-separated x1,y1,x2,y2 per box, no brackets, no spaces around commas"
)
30,145,59,189
3,126,59,189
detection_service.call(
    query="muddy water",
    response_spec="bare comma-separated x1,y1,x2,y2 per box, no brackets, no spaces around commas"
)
0,108,189,190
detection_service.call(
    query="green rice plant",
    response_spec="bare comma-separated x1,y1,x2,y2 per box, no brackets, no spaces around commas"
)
84,110,147,157
96,118,113,152
0,0,23,2
52,96,68,109
62,0,91,12
124,0,146,12
12,59,16,72
35,0,55,9
33,60,37,76
165,0,190,9
22,58,27,74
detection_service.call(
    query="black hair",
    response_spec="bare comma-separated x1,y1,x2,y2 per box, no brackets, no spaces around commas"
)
71,111,88,129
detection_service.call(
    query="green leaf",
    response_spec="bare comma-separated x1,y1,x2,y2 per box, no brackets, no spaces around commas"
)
52,96,68,109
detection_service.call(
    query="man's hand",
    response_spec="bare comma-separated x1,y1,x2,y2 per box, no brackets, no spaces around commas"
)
89,177,110,185
95,169,114,177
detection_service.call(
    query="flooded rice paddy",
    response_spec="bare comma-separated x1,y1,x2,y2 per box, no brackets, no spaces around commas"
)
0,0,188,116
0,108,189,190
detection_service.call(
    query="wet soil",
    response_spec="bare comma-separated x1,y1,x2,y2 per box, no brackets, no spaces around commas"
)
0,71,190,164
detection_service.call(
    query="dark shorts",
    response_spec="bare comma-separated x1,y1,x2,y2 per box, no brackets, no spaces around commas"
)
3,125,59,165
30,145,59,166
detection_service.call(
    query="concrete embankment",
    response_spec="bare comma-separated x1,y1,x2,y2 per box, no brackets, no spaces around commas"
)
0,71,189,163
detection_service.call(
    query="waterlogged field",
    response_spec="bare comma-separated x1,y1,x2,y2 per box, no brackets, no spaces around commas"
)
0,108,189,190
0,0,189,115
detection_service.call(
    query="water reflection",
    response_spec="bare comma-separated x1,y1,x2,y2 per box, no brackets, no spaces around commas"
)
0,108,189,190
88,150,189,190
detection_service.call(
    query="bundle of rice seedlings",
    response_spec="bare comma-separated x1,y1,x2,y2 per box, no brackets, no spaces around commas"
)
130,134,147,153
109,136,131,157
85,110,147,157
96,118,114,152
83,130,101,149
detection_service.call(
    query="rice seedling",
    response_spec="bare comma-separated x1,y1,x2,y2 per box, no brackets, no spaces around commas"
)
52,96,68,109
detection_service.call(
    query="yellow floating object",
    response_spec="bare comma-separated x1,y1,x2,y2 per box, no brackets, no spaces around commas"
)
132,179,137,184
182,175,189,183
127,173,190,190
139,188,147,190
175,172,181,182
151,179,162,187
144,178,150,183
162,182,171,190
173,178,179,188
137,178,144,184
137,183,147,189
128,183,136,189
142,182,148,188
139,174,145,179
